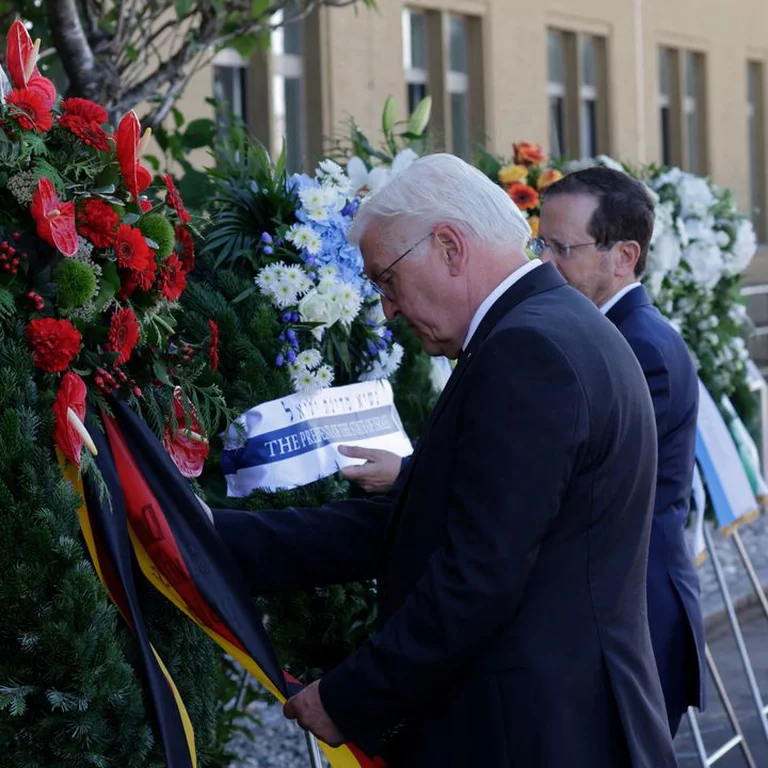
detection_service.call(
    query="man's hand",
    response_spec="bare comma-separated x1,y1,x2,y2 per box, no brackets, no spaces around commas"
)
338,445,402,493
284,679,344,747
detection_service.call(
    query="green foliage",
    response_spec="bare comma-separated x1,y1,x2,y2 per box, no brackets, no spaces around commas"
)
0,320,157,766
138,214,176,259
53,260,97,311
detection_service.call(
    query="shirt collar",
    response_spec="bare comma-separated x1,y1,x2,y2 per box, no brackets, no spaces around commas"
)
599,282,642,316
462,259,542,350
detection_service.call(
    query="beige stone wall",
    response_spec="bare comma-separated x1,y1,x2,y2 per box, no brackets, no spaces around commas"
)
178,0,768,222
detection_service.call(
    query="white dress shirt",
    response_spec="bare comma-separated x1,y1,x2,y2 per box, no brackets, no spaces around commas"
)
462,259,542,350
599,282,642,316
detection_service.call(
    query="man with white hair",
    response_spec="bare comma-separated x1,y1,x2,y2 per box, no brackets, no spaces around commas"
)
214,154,678,766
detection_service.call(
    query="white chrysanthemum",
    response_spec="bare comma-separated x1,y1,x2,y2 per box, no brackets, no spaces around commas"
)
729,218,757,275
315,364,334,387
301,231,321,257
318,265,338,281
272,282,299,309
286,224,315,249
283,265,312,295
255,263,285,291
384,343,404,375
306,206,330,223
296,349,322,370
299,186,326,210
292,369,319,396
335,283,363,321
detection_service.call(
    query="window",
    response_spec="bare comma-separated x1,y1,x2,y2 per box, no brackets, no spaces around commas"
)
748,61,766,240
548,30,567,158
658,46,707,173
659,49,672,166
547,29,608,159
446,15,469,158
271,7,305,172
403,9,428,115
212,49,248,133
579,36,599,158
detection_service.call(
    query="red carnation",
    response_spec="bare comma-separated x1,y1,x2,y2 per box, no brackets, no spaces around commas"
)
208,320,220,371
25,317,81,373
115,223,156,290
6,88,53,132
163,174,191,224
77,198,120,248
53,372,88,466
30,178,78,256
175,225,195,272
106,306,140,365
158,253,187,301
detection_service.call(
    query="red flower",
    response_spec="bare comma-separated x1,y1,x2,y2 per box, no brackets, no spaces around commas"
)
116,111,153,200
60,98,107,124
77,198,120,248
25,317,81,373
59,99,111,151
117,272,139,300
507,182,540,212
30,178,78,256
53,372,87,466
162,387,209,478
163,174,191,224
6,20,56,110
158,253,187,301
106,306,140,365
139,198,153,213
6,88,53,132
513,142,546,166
175,225,195,272
208,320,220,371
115,223,156,290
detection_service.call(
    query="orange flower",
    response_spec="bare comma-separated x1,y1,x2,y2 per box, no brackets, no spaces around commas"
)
513,141,546,166
498,163,528,186
537,168,564,191
528,216,540,238
507,182,540,212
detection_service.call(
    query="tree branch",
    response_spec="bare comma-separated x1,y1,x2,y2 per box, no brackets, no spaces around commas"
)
44,0,101,101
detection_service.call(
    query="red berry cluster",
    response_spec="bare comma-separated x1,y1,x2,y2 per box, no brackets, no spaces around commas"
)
94,366,141,398
181,342,195,362
26,291,44,311
0,235,25,275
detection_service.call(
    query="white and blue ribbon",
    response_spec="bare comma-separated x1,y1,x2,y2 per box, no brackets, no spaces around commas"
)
222,380,413,495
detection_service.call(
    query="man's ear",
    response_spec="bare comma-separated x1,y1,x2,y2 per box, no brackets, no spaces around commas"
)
615,240,641,277
434,223,467,275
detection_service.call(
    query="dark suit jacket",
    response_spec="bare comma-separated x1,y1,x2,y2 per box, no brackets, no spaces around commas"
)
214,263,677,767
607,285,705,724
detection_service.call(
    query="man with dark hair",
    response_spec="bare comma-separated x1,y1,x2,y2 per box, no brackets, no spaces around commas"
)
537,166,705,737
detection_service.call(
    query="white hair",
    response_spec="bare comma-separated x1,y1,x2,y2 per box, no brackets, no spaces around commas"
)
349,153,532,250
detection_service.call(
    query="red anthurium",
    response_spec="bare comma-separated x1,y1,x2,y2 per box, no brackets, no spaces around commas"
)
162,386,209,478
30,178,78,256
53,372,87,466
6,20,56,110
116,111,153,200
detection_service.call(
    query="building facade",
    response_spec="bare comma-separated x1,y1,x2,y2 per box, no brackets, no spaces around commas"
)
177,0,768,242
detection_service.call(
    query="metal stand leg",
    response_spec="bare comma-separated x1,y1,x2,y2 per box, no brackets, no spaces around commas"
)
731,530,768,621
305,731,324,768
705,524,768,746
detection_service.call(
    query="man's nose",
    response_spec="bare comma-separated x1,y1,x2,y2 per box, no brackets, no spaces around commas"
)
382,295,399,321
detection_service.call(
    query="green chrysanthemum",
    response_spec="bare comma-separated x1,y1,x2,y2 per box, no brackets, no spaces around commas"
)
53,259,98,311
137,214,175,259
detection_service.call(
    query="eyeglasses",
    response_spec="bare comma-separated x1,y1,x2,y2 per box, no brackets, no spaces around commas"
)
369,231,433,301
528,237,598,260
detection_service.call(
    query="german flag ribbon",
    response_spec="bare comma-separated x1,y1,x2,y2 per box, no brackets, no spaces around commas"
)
62,399,382,768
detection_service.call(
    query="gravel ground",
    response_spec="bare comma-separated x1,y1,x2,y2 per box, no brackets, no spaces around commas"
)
228,515,768,767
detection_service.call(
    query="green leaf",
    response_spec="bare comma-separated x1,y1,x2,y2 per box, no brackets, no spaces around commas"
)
226,33,261,60
407,95,432,137
125,44,138,63
0,287,14,318
153,359,172,385
381,95,397,136
232,285,257,304
250,0,271,16
143,154,161,172
274,139,287,181
174,0,194,18
172,107,185,130
183,119,217,151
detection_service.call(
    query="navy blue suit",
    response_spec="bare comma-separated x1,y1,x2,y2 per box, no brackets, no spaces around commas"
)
606,285,706,735
215,264,677,766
